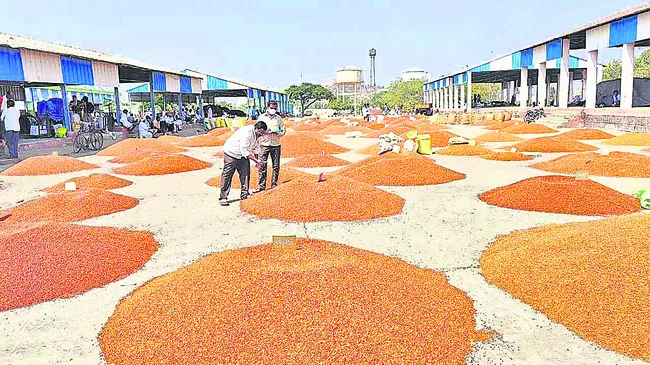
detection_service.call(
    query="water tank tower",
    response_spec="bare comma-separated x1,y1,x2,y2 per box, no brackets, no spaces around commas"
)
334,66,363,103
402,69,428,81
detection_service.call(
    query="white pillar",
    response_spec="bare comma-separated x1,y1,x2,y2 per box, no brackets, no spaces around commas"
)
581,70,587,100
569,71,574,100
442,88,447,109
621,42,634,109
586,50,598,109
520,67,529,107
538,62,547,107
436,89,440,109
453,85,458,109
448,79,453,109
558,39,570,108
467,72,473,111
597,65,604,83
460,83,465,110
546,74,551,107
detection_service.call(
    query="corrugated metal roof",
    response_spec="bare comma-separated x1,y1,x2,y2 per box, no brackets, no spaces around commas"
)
182,69,286,95
0,33,199,79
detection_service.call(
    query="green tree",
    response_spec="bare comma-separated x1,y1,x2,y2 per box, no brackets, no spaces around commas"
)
634,49,650,78
379,79,424,111
328,98,353,111
285,83,333,117
470,84,501,103
603,60,622,81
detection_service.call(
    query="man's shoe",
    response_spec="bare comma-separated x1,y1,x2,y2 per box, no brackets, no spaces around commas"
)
252,188,265,194
219,199,229,206
240,193,250,200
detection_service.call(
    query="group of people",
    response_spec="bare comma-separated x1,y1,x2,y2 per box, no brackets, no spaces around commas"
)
219,100,284,206
120,110,184,138
0,91,19,159
69,95,95,123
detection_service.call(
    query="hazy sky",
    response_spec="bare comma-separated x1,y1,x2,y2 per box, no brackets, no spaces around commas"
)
0,0,642,89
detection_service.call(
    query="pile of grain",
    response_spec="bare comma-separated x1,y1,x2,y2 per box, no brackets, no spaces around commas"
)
319,126,374,135
481,214,650,361
485,121,520,131
1,156,98,176
480,152,533,161
507,136,597,153
501,123,557,134
96,139,186,156
366,126,412,138
531,152,650,177
177,134,224,147
602,132,650,146
207,128,232,137
114,154,212,176
0,223,157,311
336,154,465,186
365,122,385,130
285,154,350,168
281,134,349,158
435,145,493,156
425,131,459,147
355,143,403,155
479,175,641,215
556,129,615,140
2,189,139,223
414,122,448,132
474,131,524,143
240,175,404,222
109,149,171,164
44,174,132,193
206,166,315,190
292,123,327,132
157,135,185,143
99,238,489,364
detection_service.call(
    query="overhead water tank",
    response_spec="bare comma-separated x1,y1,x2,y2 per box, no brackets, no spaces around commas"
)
335,67,363,84
402,69,428,81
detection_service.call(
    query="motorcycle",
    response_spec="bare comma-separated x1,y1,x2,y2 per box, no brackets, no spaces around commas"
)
524,108,545,124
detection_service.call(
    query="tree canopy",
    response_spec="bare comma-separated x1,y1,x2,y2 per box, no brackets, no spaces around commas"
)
286,83,333,117
328,98,353,111
371,79,424,111
603,49,650,81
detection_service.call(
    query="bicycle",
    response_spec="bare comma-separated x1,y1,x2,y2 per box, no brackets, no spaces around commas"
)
72,121,104,153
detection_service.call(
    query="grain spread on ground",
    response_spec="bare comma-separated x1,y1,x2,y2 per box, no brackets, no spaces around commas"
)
99,238,489,364
319,126,374,135
472,120,497,126
479,175,641,216
206,166,315,190
2,189,139,223
44,174,133,193
96,139,186,156
177,134,225,147
1,156,98,176
156,135,185,143
501,124,557,134
292,123,327,131
436,145,493,156
240,175,404,222
366,122,385,130
480,152,533,161
507,136,598,153
285,154,350,168
602,132,650,146
420,131,459,147
556,129,615,140
474,132,524,143
532,151,650,178
0,223,158,311
280,134,349,158
114,154,212,176
366,126,412,138
108,149,171,164
481,214,650,362
355,143,403,155
336,153,465,186
207,128,232,137
415,122,448,132
485,121,521,130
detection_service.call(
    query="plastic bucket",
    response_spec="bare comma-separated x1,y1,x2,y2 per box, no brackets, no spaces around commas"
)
416,134,432,155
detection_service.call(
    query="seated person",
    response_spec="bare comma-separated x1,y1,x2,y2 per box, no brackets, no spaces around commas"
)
612,91,620,107
138,116,156,138
120,109,136,131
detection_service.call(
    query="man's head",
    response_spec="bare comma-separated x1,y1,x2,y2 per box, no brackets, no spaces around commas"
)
72,95,78,101
6,91,14,99
146,116,152,121
7,100,15,108
254,121,268,137
613,90,619,96
122,109,128,114
81,96,89,102
266,101,278,115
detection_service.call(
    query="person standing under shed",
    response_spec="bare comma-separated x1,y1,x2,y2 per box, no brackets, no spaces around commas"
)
219,121,268,206
255,100,285,192
2,100,20,159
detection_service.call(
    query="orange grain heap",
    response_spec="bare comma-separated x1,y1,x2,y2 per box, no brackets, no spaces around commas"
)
480,152,533,161
366,126,412,138
100,238,489,365
280,134,349,158
1,189,139,223
501,123,557,134
114,154,212,176
481,214,650,362
365,122,385,130
1,156,98,176
556,129,615,140
240,175,404,222
436,144,493,156
292,123,327,131
355,143,403,155
157,135,185,143
336,153,465,186
479,175,641,216
206,166,315,190
319,126,374,135
485,121,521,130
474,131,524,143
177,134,225,147
602,132,650,146
109,149,171,164
44,174,132,193
422,131,459,147
532,151,650,178
285,154,350,168
507,136,597,153
96,139,186,156
0,223,158,311
207,127,232,137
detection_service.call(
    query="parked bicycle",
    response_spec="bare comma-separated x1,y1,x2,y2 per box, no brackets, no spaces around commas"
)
72,122,104,153
524,108,545,124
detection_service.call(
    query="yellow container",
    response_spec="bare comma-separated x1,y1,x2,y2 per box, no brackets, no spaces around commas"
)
416,134,432,155
235,117,247,127
406,130,419,140
215,118,226,128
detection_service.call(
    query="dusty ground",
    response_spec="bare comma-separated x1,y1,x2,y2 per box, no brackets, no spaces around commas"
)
1,124,648,365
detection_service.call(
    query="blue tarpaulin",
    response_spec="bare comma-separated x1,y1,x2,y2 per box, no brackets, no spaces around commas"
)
37,98,65,122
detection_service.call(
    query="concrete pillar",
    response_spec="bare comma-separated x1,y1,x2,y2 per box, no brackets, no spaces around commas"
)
114,87,122,125
61,84,71,131
586,50,598,109
467,72,473,111
520,67,529,107
538,62,547,107
546,74,551,107
597,65,604,83
581,70,587,100
149,73,156,120
621,42,634,109
558,39,570,108
453,85,458,109
442,88,447,109
460,83,465,110
569,71,574,101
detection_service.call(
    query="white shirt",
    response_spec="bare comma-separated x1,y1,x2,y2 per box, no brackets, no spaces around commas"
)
121,114,132,128
222,125,259,159
1,107,21,131
258,113,284,146
138,120,152,137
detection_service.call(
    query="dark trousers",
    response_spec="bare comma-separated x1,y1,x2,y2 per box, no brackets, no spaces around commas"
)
220,153,250,200
6,130,18,158
259,145,281,190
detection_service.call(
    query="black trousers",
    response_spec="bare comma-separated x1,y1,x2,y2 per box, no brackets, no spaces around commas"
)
220,153,250,200
259,145,281,190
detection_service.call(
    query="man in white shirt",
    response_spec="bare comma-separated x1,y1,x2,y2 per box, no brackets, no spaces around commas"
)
120,109,135,131
219,121,268,206
138,116,154,138
255,100,285,192
1,100,21,159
